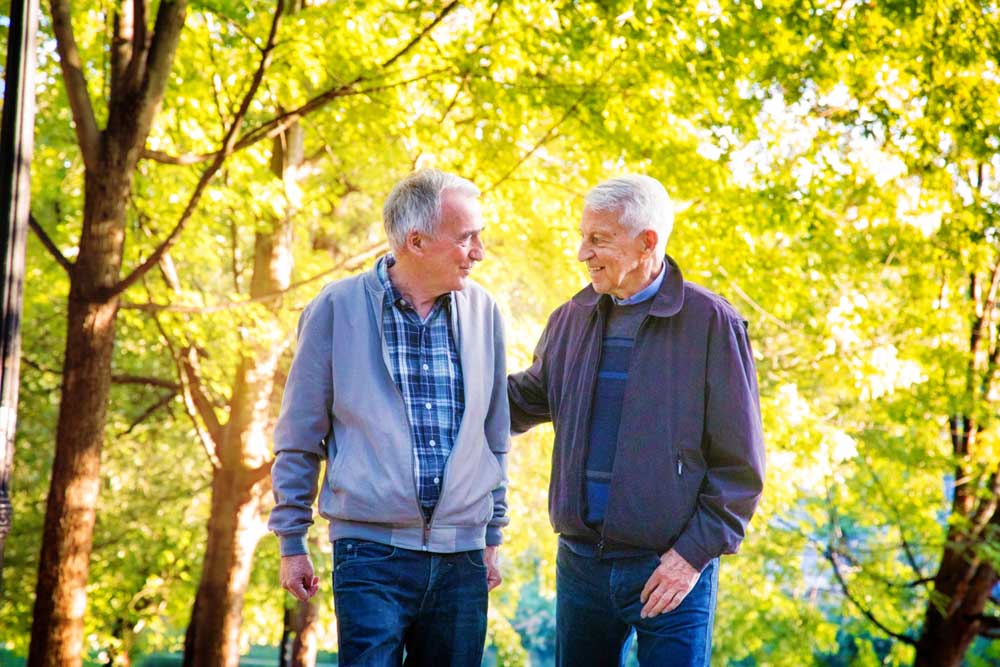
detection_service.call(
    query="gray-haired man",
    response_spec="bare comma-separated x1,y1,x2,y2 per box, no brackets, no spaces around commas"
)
509,175,765,666
269,169,510,666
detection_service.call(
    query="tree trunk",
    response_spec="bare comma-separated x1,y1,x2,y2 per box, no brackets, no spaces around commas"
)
183,124,300,667
28,166,130,667
183,463,273,667
30,0,187,660
290,597,320,667
913,538,998,667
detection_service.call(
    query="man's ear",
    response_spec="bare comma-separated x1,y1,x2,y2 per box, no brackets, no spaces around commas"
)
406,230,424,254
640,229,659,255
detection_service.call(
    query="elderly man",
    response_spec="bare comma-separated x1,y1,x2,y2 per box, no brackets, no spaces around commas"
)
269,169,509,666
509,175,765,666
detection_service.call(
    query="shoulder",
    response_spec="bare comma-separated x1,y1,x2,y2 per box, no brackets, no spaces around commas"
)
459,277,500,313
682,281,748,327
297,273,367,326
309,273,367,307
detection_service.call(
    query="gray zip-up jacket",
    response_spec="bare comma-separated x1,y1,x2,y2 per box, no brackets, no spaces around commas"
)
269,263,510,556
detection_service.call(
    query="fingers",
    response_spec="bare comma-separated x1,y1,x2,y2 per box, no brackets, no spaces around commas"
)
640,572,657,604
484,546,502,591
641,586,681,619
284,572,319,601
487,567,503,591
280,555,317,602
284,577,310,602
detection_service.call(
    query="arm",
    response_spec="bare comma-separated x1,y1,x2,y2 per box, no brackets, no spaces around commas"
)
507,315,554,434
269,297,335,563
671,312,766,572
641,312,765,617
484,303,510,590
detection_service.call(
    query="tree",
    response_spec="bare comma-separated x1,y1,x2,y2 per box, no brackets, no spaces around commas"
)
28,0,188,661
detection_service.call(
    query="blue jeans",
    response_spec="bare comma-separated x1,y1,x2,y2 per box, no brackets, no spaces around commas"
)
556,541,719,667
332,538,488,667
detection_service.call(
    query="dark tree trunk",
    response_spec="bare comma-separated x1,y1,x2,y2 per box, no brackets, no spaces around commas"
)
913,538,998,667
28,0,186,660
28,165,130,667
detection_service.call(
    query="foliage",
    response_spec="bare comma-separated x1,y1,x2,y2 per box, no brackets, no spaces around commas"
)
7,0,1000,665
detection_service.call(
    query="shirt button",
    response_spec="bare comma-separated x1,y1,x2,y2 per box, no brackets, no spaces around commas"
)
425,402,432,410
433,477,440,485
429,439,436,447
423,363,429,371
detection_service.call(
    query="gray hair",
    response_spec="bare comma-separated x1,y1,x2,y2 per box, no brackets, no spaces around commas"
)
584,175,674,256
383,169,480,251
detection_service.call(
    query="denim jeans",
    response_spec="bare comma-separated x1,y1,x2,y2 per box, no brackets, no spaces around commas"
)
556,540,719,667
332,538,488,667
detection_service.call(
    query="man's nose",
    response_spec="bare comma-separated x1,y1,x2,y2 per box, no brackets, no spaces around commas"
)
577,242,592,263
470,236,485,261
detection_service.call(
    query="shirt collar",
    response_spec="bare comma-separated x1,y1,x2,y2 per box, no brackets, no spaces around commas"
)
611,261,666,306
376,254,452,316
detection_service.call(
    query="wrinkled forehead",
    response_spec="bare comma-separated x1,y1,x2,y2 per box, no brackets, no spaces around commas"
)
439,190,483,233
580,206,628,235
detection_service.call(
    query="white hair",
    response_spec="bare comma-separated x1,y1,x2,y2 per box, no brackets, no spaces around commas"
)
584,175,674,256
382,169,480,251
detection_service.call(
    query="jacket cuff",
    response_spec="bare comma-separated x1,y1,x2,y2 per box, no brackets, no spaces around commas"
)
279,534,309,557
671,533,713,572
485,526,503,547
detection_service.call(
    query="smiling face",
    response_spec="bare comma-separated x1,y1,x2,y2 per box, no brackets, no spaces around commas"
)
577,207,658,299
415,189,485,295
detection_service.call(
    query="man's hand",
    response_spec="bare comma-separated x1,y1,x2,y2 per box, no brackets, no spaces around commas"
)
639,549,699,619
280,554,320,602
484,545,502,591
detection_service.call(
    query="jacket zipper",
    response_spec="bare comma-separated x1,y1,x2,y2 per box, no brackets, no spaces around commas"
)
581,306,606,555
378,292,431,550
597,312,651,560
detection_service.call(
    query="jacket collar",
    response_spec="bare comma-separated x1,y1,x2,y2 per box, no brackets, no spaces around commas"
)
570,254,685,318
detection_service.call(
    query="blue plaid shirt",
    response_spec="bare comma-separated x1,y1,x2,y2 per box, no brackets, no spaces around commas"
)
377,255,465,520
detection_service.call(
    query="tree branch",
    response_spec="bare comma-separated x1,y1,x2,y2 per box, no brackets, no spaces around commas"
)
142,70,449,165
128,0,187,150
109,0,286,299
140,1,460,165
111,374,180,391
124,0,150,93
152,315,223,468
119,390,177,436
28,214,73,273
48,0,101,169
178,348,225,446
380,0,459,70
485,88,588,192
862,461,929,585
120,239,387,313
823,545,917,645
971,255,1000,372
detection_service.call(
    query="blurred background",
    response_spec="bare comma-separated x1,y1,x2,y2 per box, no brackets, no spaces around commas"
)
2,0,1000,665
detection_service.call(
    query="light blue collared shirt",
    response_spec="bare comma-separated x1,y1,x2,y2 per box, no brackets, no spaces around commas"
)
611,261,666,306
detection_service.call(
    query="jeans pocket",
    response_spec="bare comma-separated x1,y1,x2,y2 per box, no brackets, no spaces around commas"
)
334,539,397,572
464,549,487,570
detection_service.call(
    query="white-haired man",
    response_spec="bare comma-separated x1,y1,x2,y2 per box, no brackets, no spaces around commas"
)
270,169,509,666
509,175,765,666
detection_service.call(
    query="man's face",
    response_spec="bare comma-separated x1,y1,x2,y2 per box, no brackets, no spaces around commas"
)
577,207,650,299
417,190,485,294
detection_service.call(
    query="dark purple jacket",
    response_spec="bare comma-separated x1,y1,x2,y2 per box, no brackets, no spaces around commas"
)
508,256,765,571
